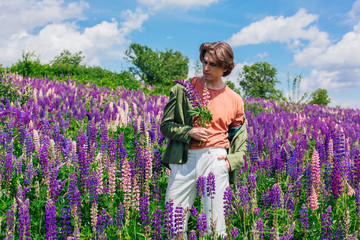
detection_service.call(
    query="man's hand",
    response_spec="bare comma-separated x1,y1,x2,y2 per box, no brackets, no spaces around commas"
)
188,127,211,142
218,155,231,172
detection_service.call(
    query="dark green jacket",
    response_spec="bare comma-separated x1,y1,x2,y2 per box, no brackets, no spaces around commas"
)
160,83,248,183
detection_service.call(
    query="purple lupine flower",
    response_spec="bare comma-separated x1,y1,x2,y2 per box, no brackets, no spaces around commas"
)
76,130,89,189
356,187,360,218
174,79,201,108
256,218,264,240
223,186,233,225
269,227,278,240
248,173,257,193
151,206,162,240
133,135,142,179
68,173,80,213
5,140,14,184
271,183,282,209
139,192,150,226
15,155,23,175
45,198,57,240
96,208,113,237
332,163,342,199
49,166,65,202
280,221,295,240
25,131,34,160
231,226,239,239
174,206,184,237
299,204,309,232
321,205,332,240
109,133,116,164
284,192,295,217
189,230,197,240
18,199,31,240
59,207,72,239
99,121,109,154
39,139,49,178
116,133,127,171
4,204,15,239
0,153,4,184
164,199,175,239
88,170,99,205
333,221,343,240
254,207,260,217
150,150,162,204
353,149,360,186
206,172,216,198
323,162,333,200
24,160,37,186
115,203,125,232
197,213,207,238
190,205,198,217
197,175,206,198
239,185,250,214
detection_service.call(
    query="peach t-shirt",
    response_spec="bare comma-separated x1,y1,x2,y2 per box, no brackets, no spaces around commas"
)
189,77,245,149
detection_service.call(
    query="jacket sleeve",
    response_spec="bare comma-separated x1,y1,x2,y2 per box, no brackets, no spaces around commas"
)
160,86,193,144
226,119,248,171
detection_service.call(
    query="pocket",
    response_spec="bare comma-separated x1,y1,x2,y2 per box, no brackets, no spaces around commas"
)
219,159,229,174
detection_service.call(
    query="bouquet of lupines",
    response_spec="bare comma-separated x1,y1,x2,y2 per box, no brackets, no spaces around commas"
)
174,79,212,128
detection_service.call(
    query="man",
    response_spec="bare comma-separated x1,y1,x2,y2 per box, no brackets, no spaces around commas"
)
160,41,248,237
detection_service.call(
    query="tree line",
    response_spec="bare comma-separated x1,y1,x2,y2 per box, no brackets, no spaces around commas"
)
0,43,330,106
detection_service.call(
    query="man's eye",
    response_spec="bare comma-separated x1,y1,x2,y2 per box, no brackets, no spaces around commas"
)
210,63,217,66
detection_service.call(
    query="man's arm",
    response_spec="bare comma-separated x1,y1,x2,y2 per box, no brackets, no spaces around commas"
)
160,87,193,144
226,120,248,171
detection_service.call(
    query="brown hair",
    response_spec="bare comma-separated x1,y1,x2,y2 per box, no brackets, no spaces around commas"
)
199,42,235,77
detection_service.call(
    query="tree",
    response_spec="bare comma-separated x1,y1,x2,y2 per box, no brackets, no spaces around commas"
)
286,73,309,104
125,43,189,87
10,51,44,77
50,50,85,76
308,88,331,106
238,61,282,100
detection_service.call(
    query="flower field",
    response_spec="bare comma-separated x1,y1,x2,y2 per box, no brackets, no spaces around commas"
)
0,73,360,239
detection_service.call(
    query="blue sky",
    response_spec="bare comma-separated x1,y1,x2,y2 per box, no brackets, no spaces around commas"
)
1,0,360,109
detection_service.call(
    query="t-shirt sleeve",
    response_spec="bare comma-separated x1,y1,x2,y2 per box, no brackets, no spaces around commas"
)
230,97,245,128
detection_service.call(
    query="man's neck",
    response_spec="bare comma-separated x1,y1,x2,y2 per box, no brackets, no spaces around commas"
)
201,76,225,90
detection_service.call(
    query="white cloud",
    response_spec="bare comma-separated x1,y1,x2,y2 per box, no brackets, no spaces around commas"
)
257,52,268,58
0,2,149,67
138,0,219,11
298,22,360,92
120,8,149,35
227,8,360,96
0,0,88,36
330,97,360,110
348,0,360,21
295,22,360,68
227,9,324,48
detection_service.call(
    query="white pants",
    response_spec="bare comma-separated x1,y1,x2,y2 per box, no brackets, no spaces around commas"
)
166,147,229,237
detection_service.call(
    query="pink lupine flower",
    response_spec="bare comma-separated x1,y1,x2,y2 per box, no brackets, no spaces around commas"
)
121,158,132,213
144,146,153,192
311,148,321,190
327,138,334,163
108,162,116,202
309,186,319,211
32,129,40,153
90,203,98,233
202,82,210,107
96,153,104,195
132,177,140,211
347,181,355,196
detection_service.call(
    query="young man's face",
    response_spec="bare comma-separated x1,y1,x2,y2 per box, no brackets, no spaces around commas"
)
202,52,227,83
